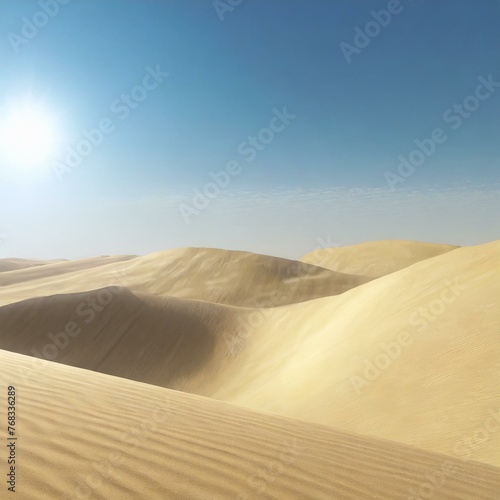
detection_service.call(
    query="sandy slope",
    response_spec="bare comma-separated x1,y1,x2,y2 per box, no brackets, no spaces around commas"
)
0,255,136,287
213,241,500,466
301,240,459,277
0,247,370,307
1,349,498,500
0,258,65,273
0,241,498,467
0,288,243,393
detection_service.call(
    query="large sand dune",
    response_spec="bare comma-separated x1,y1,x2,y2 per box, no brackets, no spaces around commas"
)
0,247,370,307
301,240,459,277
213,241,500,466
0,287,243,393
1,349,498,500
0,257,66,273
0,255,136,287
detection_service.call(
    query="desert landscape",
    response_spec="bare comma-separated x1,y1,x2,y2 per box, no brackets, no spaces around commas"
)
1,1,499,498
0,239,498,499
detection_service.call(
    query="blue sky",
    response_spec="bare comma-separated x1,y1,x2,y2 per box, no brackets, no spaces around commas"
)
0,0,499,259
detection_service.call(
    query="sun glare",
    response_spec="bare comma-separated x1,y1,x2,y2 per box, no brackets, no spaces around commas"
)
0,103,59,170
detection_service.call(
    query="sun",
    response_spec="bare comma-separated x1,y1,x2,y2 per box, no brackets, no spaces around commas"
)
0,103,59,170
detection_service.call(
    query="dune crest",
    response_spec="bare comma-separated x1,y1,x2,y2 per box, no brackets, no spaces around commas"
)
0,255,136,287
0,257,66,273
0,247,370,308
301,239,459,277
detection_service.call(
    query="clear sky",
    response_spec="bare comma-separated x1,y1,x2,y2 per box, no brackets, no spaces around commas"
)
0,0,499,259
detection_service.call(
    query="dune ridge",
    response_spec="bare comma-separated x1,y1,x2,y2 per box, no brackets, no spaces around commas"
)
0,255,136,287
301,239,459,277
0,257,66,273
0,247,371,308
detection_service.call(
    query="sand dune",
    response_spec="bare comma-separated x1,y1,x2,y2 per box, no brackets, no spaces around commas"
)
0,257,65,273
0,255,136,287
0,287,243,393
1,349,498,500
213,241,500,466
0,247,371,307
301,239,459,277
1,241,498,468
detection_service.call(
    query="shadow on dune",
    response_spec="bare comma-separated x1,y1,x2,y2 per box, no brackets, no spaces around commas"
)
0,287,223,388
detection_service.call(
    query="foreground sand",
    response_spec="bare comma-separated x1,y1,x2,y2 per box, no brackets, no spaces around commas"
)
1,349,498,500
